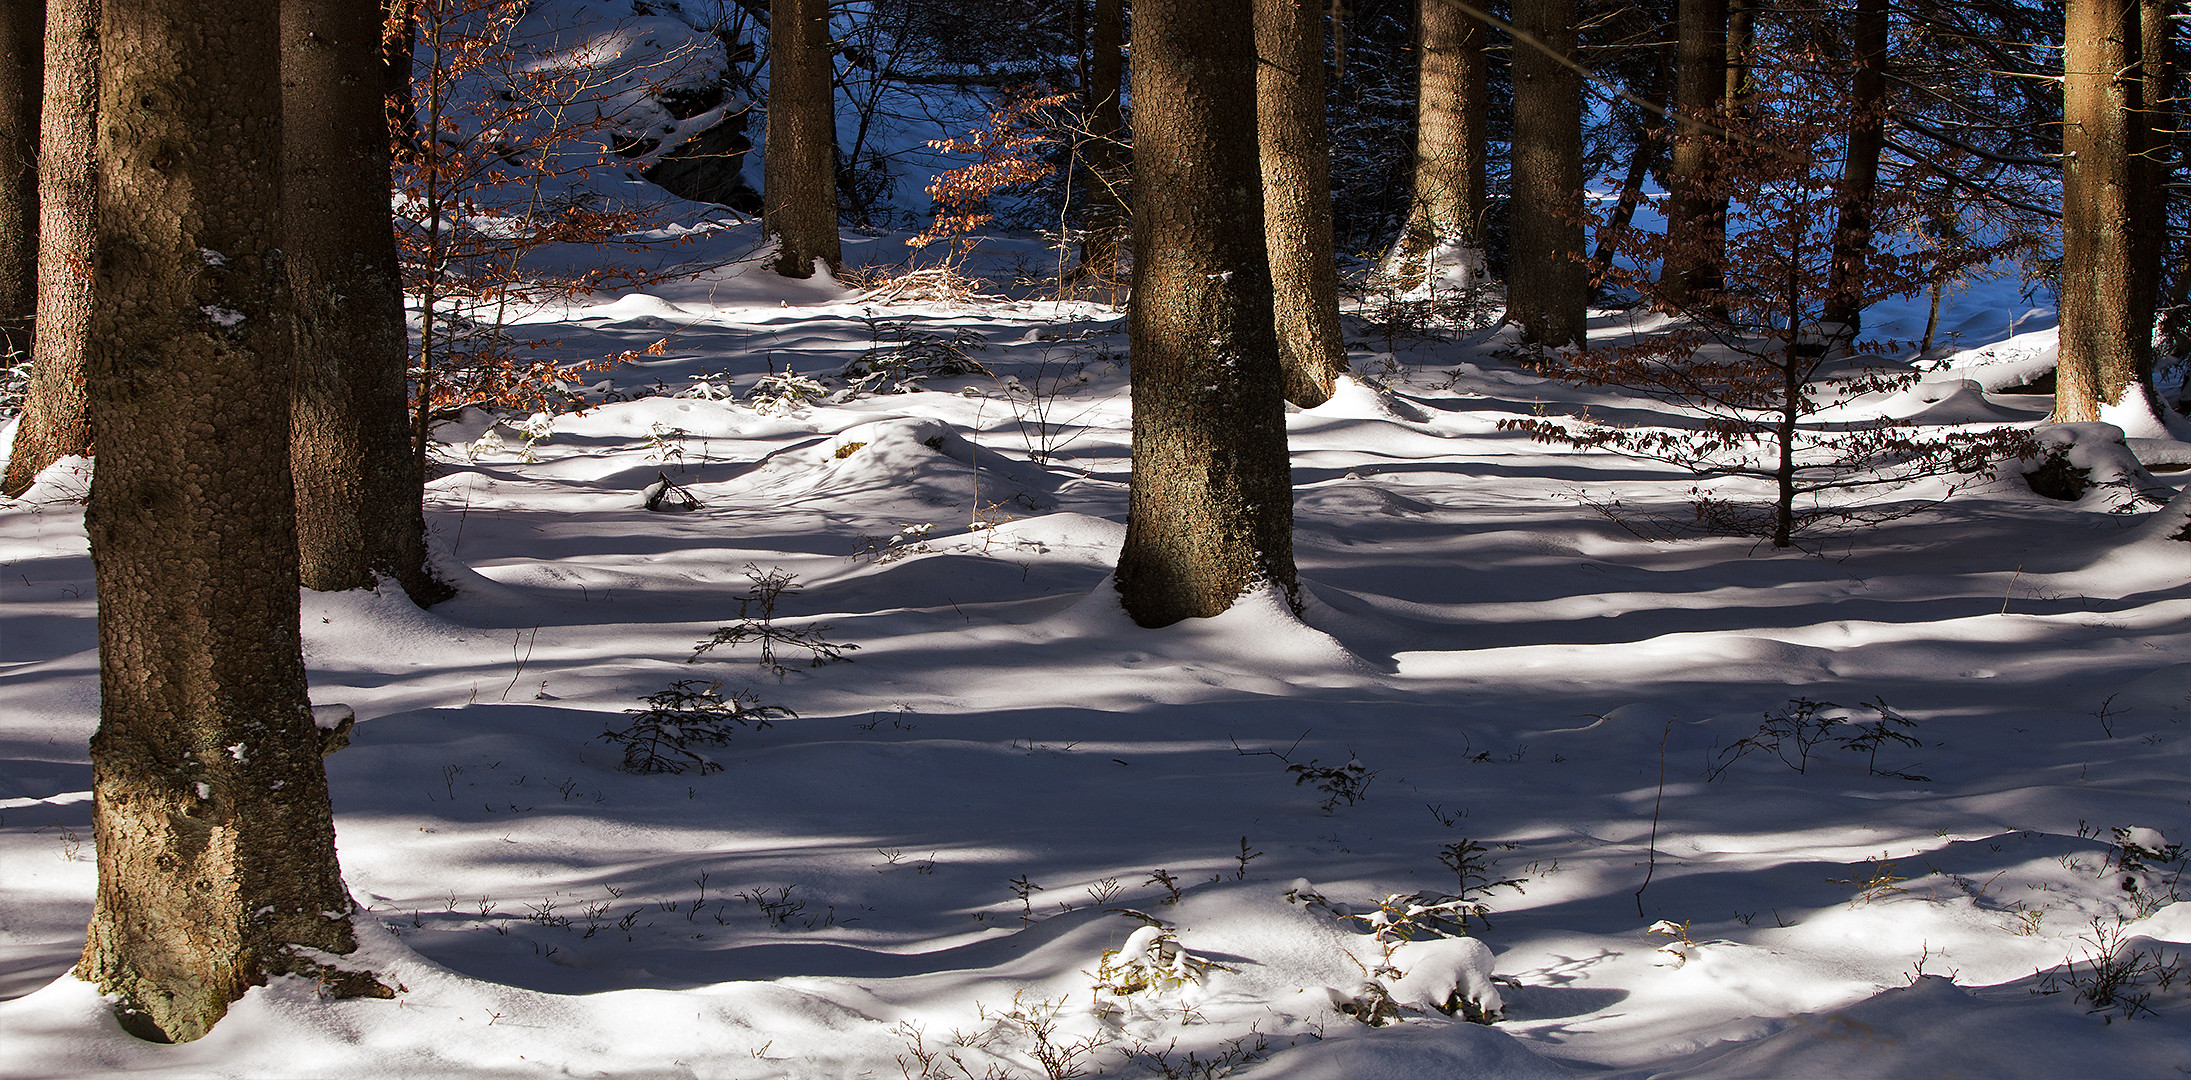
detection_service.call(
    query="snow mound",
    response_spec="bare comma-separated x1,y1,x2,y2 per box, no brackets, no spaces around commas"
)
1868,378,2022,423
2025,422,2173,507
1307,376,1436,424
1385,936,1502,1018
4,456,91,507
1928,328,2060,392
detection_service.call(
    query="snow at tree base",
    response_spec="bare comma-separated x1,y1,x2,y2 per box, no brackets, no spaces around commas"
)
3,209,2191,1076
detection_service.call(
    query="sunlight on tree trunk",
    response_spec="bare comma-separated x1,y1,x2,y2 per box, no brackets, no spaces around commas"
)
1115,0,1298,627
0,0,94,498
1257,0,1347,407
78,0,384,1043
1383,0,1486,290
765,0,840,279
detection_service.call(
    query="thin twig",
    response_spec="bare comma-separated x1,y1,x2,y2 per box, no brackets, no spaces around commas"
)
1635,717,1673,918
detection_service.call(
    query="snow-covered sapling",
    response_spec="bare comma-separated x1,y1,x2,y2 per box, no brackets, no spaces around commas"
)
1093,920,1232,999
692,565,859,674
599,679,795,775
744,366,829,415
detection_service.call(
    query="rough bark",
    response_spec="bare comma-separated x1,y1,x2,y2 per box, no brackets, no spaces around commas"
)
1659,0,1724,310
1,0,97,497
1257,0,1347,407
1384,0,1486,287
284,0,445,603
1115,0,1297,628
1821,0,1889,338
1073,0,1125,287
1508,0,1587,349
77,0,381,1043
2056,0,2153,422
764,0,840,278
0,0,37,361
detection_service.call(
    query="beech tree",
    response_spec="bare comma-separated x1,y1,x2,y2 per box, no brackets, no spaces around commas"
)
765,0,841,278
284,0,443,602
78,0,383,1042
1114,0,1298,627
1383,0,1488,288
1508,0,1587,348
0,0,94,497
1258,0,1347,406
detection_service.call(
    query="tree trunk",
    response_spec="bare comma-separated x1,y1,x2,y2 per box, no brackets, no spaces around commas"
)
1383,0,1486,287
764,0,840,278
78,0,382,1043
0,0,37,361
283,0,445,603
0,0,95,498
2056,0,2153,422
1508,0,1587,349
1073,0,1125,288
1115,0,1298,627
1659,0,1725,310
1258,0,1347,407
1821,0,1889,340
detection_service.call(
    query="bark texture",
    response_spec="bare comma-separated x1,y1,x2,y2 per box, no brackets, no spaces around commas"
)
1821,0,1889,336
1115,0,1297,628
1,0,97,497
764,0,840,278
78,0,379,1043
284,0,444,602
1384,0,1486,286
2056,0,2158,422
1508,0,1587,349
0,0,37,360
1257,0,1347,407
1660,0,1725,309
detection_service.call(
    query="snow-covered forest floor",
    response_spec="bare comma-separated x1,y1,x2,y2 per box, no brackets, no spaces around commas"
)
7,225,2191,1077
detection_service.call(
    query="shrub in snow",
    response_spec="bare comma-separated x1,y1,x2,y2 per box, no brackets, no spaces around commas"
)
1285,876,1510,1025
745,366,829,415
599,679,793,774
690,565,858,674
1093,921,1231,1000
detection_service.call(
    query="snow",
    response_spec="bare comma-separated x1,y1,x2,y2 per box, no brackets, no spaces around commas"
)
8,9,2191,1070
10,234,2191,1076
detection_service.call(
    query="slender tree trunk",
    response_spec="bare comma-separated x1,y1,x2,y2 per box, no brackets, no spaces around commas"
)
284,0,445,603
0,0,38,361
1591,50,1668,286
77,0,383,1043
1508,0,1587,349
1258,0,1347,407
764,0,840,278
1,0,96,498
1073,0,1124,289
1660,0,1725,310
1115,0,1297,627
2057,0,2153,422
1384,0,1485,287
1821,0,1889,340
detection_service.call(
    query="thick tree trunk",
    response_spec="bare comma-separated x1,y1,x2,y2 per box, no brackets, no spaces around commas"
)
1073,0,1125,287
1660,0,1725,310
283,0,445,603
764,0,840,278
2057,0,2154,422
1257,0,1347,407
1821,0,1889,339
1,0,96,498
0,0,37,361
1384,0,1486,288
78,0,381,1043
1508,0,1587,349
1115,0,1297,627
